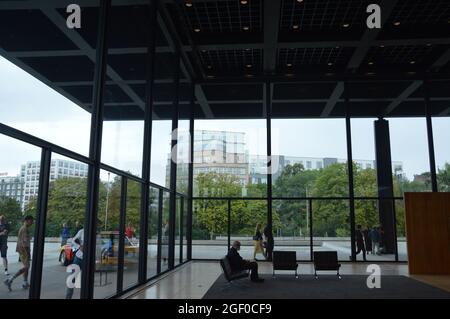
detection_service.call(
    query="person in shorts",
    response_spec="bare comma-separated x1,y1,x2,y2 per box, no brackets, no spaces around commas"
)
4,215,34,291
0,216,9,275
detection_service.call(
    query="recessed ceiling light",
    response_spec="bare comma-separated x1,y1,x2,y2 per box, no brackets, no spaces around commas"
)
207,65,212,69
407,72,416,75
410,60,416,64
287,63,293,67
297,0,304,3
245,48,251,51
246,64,252,68
368,61,374,65
207,75,215,79
245,74,254,78
325,73,335,76
285,73,294,77
394,21,401,26
335,46,340,49
328,62,333,66
342,23,350,28
201,50,207,53
292,25,300,30
185,1,193,7
194,28,201,33
426,43,432,47
379,45,385,48
240,0,248,4
243,26,249,31
366,72,376,76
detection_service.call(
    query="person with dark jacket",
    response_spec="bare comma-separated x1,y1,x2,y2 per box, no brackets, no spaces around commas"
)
363,226,372,255
263,224,274,261
226,241,264,283
354,225,367,261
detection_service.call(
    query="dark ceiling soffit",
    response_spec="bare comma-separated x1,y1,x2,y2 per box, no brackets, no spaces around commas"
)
347,0,398,70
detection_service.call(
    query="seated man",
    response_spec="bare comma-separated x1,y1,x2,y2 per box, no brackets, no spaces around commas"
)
227,240,264,283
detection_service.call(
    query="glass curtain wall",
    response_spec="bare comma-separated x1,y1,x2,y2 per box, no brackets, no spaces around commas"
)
192,120,267,259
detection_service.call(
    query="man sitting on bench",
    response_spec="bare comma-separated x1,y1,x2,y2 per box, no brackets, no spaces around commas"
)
227,241,264,283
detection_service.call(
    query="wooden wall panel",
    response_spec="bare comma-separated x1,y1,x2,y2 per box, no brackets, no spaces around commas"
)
405,192,450,275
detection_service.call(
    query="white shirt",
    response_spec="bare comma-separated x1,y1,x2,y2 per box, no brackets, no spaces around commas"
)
72,229,84,259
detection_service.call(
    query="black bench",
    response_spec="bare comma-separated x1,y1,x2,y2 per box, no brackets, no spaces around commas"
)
273,251,299,278
220,257,249,284
313,251,341,279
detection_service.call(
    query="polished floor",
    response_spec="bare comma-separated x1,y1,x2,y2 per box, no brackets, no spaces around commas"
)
125,261,436,299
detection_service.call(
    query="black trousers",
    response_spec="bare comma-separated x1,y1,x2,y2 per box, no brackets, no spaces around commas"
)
243,261,259,280
355,244,366,261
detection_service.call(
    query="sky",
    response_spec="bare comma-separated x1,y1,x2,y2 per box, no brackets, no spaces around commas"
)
1,55,449,184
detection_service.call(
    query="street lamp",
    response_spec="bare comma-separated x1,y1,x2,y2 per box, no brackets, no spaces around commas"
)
104,172,110,231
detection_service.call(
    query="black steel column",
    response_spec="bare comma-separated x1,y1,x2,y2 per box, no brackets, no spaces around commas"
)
29,148,51,299
138,0,157,283
156,189,163,274
187,84,194,260
81,0,111,299
117,177,127,293
374,119,396,254
168,50,181,269
309,199,313,262
265,82,273,260
227,200,231,252
344,82,356,262
424,80,438,192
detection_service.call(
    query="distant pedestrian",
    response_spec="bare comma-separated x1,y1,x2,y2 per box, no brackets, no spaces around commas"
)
0,216,10,276
61,223,70,246
263,224,274,261
363,226,372,255
66,227,84,299
354,225,366,261
370,226,381,255
4,215,34,291
253,223,264,261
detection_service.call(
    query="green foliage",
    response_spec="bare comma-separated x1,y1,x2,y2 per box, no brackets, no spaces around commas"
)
0,196,22,235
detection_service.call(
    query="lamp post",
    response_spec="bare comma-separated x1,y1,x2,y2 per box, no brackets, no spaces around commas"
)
104,172,110,231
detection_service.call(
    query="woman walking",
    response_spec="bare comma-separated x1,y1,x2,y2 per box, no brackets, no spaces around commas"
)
253,223,265,260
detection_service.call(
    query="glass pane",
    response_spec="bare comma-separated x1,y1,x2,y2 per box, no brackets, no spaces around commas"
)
273,200,310,260
271,119,348,197
41,154,89,299
389,118,431,195
395,199,407,262
194,120,267,198
0,2,100,155
0,134,40,299
147,187,159,279
312,199,350,261
175,195,182,266
431,117,450,191
354,199,395,261
161,191,170,272
93,170,121,299
351,118,378,197
192,199,228,259
176,120,190,194
123,180,141,289
230,200,267,261
150,119,172,188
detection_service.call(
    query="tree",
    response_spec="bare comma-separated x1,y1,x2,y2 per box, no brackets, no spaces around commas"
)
437,162,450,191
0,196,22,235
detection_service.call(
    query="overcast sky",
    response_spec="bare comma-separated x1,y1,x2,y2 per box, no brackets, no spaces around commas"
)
1,55,449,184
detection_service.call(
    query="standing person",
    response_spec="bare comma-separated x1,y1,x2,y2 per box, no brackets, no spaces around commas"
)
73,221,82,237
253,223,264,261
4,215,34,291
125,222,136,240
65,227,84,299
61,223,70,246
353,225,367,261
162,220,169,264
263,224,274,261
363,226,372,255
370,226,381,255
0,216,9,276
